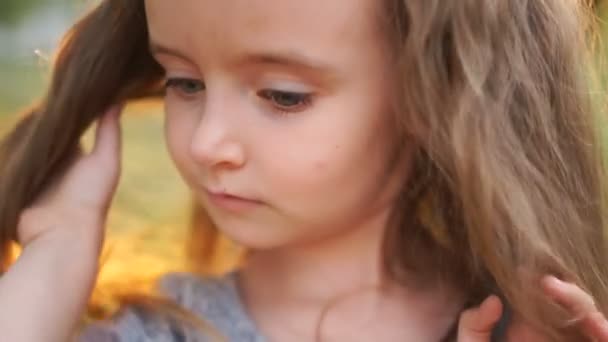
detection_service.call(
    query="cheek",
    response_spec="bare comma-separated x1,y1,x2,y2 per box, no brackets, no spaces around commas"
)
163,102,198,177
265,143,394,235
255,91,400,226
262,116,393,209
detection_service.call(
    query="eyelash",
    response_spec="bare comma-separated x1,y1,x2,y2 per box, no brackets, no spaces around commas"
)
164,78,205,97
163,77,313,115
257,89,313,115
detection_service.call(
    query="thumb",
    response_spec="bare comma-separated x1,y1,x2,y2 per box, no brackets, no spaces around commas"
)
91,104,123,166
458,295,504,342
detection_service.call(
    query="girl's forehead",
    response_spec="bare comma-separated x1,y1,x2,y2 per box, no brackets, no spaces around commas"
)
144,0,384,62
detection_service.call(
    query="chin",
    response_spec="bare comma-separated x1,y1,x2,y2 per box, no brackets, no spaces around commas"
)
208,214,296,251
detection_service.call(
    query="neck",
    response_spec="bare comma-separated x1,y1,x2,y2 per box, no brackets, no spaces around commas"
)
243,209,388,303
236,209,464,341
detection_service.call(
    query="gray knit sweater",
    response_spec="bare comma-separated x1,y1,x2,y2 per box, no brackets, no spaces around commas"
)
78,272,266,342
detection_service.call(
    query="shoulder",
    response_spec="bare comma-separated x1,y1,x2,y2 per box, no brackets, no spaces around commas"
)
77,272,263,342
158,272,241,312
77,306,180,342
158,272,262,340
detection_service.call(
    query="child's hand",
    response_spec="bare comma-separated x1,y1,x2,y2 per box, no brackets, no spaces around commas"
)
0,105,123,342
17,104,123,254
457,276,608,341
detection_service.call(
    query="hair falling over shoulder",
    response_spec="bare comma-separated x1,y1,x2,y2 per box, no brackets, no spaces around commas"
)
0,0,606,340
382,0,608,339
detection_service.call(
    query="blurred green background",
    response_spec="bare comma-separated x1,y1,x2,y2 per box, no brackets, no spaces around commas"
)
0,1,607,297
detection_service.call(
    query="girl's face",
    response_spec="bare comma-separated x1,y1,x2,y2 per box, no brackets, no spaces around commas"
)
145,0,411,249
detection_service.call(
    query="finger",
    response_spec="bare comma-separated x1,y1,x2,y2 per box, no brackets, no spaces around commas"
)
91,104,123,164
583,311,608,341
542,276,608,341
458,295,503,342
541,276,595,318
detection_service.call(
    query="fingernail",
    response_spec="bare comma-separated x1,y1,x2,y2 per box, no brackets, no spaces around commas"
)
549,276,564,286
542,275,565,293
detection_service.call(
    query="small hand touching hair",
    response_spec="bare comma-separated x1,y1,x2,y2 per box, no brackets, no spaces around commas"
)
458,276,608,341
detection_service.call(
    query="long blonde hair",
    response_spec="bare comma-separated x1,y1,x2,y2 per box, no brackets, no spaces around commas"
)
0,0,606,340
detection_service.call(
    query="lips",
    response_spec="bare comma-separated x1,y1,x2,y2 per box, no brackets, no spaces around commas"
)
203,187,262,212
205,188,257,202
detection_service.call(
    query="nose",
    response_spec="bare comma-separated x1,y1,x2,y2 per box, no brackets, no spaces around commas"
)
189,93,246,169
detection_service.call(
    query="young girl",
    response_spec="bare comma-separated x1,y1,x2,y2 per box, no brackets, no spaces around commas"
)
0,0,608,341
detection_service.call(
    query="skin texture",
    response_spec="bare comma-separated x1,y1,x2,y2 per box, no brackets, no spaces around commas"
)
149,0,408,251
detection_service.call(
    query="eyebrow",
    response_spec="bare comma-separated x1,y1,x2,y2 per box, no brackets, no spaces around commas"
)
231,50,334,74
149,41,340,86
150,40,332,71
149,41,193,61
232,50,343,89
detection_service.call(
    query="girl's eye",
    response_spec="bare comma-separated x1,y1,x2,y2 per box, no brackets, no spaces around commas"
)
257,89,312,113
164,78,205,96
